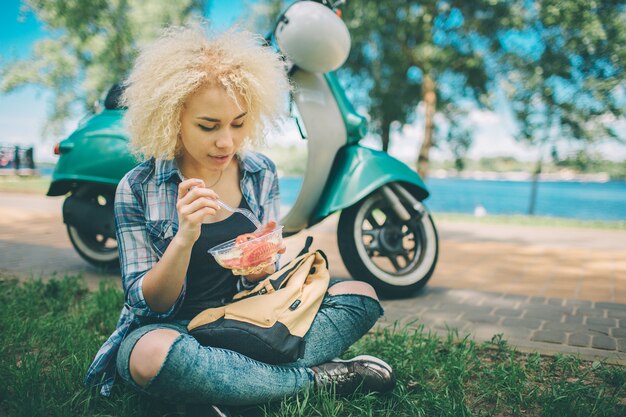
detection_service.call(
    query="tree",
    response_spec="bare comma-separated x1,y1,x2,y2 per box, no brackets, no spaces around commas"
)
500,0,626,214
0,0,207,137
444,104,474,171
341,0,522,177
244,0,286,35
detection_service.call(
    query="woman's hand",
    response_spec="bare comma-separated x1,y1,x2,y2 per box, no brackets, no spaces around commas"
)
244,264,276,283
175,178,220,246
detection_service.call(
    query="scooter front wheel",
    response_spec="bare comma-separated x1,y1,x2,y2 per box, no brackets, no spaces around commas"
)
337,188,439,297
65,186,119,271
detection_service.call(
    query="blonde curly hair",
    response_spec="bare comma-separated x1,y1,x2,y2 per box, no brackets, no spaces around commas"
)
122,25,290,160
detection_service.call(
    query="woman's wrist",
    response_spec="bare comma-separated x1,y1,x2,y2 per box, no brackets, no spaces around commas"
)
235,266,275,292
171,234,195,252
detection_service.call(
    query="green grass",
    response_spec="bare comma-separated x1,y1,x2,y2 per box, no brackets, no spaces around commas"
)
1,276,625,416
432,212,626,230
0,175,51,194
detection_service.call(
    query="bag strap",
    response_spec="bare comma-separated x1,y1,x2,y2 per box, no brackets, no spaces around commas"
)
232,284,271,301
268,257,303,289
269,236,316,289
294,236,327,268
317,249,329,269
297,236,314,257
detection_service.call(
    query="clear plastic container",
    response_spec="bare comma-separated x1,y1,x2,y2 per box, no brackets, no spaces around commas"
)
209,225,284,276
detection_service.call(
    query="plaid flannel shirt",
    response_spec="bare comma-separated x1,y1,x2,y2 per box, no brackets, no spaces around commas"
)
84,151,280,396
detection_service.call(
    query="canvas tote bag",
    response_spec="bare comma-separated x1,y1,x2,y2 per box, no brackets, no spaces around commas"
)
188,237,330,364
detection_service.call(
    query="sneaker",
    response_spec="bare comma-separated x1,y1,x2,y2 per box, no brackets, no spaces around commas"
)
311,355,396,394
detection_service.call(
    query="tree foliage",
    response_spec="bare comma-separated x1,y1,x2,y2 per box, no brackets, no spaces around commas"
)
499,0,626,214
0,0,207,137
271,0,623,179
244,0,287,35
341,0,523,177
502,0,625,148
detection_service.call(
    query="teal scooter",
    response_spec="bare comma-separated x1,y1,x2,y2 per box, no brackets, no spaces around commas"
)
47,0,438,296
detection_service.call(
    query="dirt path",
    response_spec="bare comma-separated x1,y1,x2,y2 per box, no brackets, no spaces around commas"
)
1,192,625,301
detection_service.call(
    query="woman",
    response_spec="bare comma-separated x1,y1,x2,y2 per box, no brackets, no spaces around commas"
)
84,26,395,412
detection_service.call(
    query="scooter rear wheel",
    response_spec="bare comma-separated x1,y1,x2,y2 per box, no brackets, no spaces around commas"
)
337,188,438,297
66,186,119,271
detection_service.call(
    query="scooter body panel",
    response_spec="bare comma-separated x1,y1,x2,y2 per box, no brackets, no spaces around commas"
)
47,110,137,196
324,72,368,143
279,70,348,234
309,145,430,226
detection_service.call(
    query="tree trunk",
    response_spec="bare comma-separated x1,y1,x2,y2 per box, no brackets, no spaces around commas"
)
417,74,436,178
381,119,391,153
528,157,542,216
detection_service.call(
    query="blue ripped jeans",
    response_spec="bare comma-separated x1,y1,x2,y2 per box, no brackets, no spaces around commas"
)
116,285,384,406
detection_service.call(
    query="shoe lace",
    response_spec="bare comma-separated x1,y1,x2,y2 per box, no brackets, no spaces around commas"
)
317,365,358,386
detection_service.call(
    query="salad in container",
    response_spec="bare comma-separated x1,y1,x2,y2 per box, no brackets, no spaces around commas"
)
209,222,284,276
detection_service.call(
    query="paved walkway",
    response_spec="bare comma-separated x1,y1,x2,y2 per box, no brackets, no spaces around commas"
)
379,287,626,362
281,220,626,362
2,192,626,363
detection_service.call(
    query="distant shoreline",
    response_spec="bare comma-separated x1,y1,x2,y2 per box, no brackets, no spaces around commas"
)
428,169,613,183
2,167,620,184
278,171,620,183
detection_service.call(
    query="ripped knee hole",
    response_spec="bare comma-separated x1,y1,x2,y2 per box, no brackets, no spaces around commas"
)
327,280,379,301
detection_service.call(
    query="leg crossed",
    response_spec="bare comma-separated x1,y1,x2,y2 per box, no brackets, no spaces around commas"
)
286,280,383,368
327,280,379,300
129,328,181,387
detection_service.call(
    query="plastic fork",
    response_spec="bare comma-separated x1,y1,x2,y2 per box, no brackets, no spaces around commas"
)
216,199,262,229
180,174,262,229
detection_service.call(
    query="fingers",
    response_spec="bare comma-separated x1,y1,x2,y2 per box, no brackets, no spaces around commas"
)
177,180,220,215
180,186,220,206
243,272,265,283
178,178,204,200
178,178,219,202
253,220,278,237
244,264,276,282
179,197,220,217
177,178,221,226
186,207,218,224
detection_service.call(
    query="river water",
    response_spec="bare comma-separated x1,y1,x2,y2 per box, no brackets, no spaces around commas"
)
279,177,626,221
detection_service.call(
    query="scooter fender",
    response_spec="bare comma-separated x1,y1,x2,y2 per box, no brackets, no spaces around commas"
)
47,110,138,196
310,146,430,225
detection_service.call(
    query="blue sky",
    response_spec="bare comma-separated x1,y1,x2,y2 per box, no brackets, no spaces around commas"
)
1,0,625,164
0,0,247,162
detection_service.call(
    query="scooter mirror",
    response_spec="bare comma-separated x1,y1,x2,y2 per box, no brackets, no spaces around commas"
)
93,99,103,114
